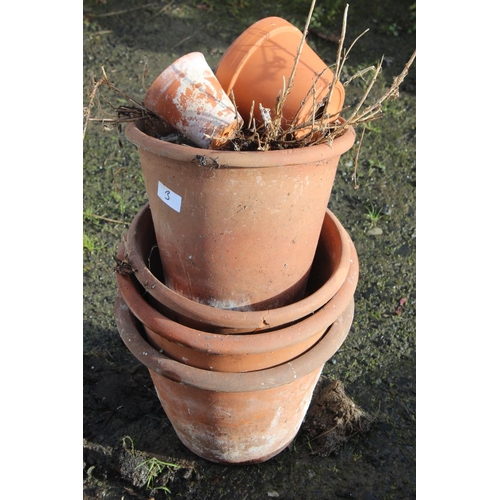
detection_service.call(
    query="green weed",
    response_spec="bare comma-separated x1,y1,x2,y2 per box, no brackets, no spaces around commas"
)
225,0,251,16
364,202,384,227
363,121,382,134
136,457,181,493
83,233,106,253
306,0,343,31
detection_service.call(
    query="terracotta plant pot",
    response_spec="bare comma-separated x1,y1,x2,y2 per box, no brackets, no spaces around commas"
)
144,52,242,149
115,234,358,372
115,292,355,464
121,202,354,334
125,120,355,311
215,16,345,133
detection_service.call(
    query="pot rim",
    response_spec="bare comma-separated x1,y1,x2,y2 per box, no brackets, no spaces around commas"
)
124,119,355,167
115,239,357,354
115,292,354,392
123,203,354,332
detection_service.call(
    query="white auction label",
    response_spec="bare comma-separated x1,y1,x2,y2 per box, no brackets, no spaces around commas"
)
157,180,182,212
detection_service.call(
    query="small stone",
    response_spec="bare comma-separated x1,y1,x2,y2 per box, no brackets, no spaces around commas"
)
268,492,280,498
367,227,383,236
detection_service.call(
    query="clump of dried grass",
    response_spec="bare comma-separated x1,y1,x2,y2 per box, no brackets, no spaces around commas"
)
83,1,415,155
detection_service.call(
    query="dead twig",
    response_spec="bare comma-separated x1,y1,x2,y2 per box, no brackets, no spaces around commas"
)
84,213,129,225
352,124,366,189
86,3,157,18
273,0,317,125
333,48,416,138
324,2,349,117
83,71,105,141
83,66,170,141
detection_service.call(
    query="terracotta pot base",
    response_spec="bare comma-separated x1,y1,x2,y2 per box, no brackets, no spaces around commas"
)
115,293,354,464
215,16,345,132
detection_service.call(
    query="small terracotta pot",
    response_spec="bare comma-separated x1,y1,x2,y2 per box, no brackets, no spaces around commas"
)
125,120,355,311
115,234,358,372
215,16,345,132
122,202,353,334
115,292,354,464
144,52,242,149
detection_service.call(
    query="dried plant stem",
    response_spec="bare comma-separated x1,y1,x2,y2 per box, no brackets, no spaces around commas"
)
99,68,148,112
83,66,170,141
247,101,255,130
283,67,327,137
273,0,316,127
335,28,370,83
352,124,366,189
85,213,129,225
344,49,416,130
343,65,376,87
347,58,384,122
83,73,105,141
87,3,156,17
320,5,370,124
376,49,416,103
323,2,348,119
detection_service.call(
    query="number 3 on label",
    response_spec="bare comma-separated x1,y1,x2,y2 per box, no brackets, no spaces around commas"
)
157,181,182,213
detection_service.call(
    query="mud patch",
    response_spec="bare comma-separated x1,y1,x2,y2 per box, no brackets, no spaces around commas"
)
302,377,374,456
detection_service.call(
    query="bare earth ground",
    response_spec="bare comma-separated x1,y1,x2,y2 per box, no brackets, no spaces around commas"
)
83,1,416,498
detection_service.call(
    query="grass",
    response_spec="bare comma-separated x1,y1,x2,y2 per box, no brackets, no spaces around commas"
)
136,457,182,493
83,232,106,253
122,436,182,494
364,202,384,227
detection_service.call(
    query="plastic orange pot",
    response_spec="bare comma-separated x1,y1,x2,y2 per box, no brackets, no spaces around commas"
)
215,16,345,133
144,52,242,149
115,292,354,464
121,202,354,334
125,119,355,311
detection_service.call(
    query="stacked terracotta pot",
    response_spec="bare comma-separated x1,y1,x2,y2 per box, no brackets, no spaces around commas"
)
114,17,358,465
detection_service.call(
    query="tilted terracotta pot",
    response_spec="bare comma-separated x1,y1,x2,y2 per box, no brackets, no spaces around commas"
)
144,52,242,149
115,234,358,372
115,293,355,464
122,202,353,334
125,120,355,311
215,16,345,133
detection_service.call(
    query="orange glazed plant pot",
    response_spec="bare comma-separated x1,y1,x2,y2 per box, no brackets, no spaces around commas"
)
144,52,242,149
122,202,354,334
215,16,345,131
115,292,355,464
114,234,358,372
125,120,355,311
